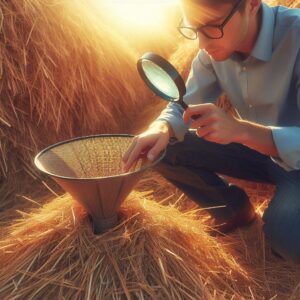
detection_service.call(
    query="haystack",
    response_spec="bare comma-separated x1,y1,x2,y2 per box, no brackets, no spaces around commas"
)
0,0,142,174
0,0,167,209
0,191,253,299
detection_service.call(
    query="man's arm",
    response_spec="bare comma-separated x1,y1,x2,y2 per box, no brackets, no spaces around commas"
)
233,119,278,157
267,50,300,170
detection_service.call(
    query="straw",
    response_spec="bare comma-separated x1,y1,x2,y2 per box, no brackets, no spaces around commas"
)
0,190,253,299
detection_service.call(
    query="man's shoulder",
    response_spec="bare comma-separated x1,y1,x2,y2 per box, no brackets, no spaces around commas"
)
273,5,300,30
271,5,300,49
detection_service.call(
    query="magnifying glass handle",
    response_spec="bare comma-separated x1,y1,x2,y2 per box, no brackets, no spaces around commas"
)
179,101,201,120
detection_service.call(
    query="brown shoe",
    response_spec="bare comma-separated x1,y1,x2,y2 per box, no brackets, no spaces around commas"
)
209,200,256,235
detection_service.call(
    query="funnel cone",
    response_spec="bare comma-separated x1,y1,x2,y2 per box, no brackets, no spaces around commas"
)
34,134,165,233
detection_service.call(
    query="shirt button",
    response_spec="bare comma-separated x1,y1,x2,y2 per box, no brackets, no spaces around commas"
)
241,66,246,72
249,104,253,108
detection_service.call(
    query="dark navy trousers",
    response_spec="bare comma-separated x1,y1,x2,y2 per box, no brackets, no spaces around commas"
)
154,130,300,263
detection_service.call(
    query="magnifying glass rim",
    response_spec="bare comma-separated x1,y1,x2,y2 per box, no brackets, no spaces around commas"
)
137,52,186,102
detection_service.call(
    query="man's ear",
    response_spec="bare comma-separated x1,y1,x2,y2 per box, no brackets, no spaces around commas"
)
248,0,261,16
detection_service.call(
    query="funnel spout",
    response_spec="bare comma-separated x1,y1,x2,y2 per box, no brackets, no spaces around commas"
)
91,214,118,234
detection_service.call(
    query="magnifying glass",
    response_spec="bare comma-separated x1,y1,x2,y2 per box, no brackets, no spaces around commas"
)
137,52,200,120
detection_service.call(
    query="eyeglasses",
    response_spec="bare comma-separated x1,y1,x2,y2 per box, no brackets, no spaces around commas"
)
177,0,244,40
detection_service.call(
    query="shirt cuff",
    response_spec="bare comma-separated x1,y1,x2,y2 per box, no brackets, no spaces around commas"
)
155,116,191,145
269,126,300,170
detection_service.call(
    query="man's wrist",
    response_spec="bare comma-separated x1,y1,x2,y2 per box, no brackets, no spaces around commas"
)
149,120,175,139
234,119,250,144
233,119,278,156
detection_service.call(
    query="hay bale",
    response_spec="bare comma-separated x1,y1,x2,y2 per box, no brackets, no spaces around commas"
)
0,0,161,208
0,190,252,299
0,0,145,174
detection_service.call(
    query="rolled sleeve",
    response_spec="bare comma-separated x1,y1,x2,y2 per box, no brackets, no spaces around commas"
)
269,49,300,171
270,126,300,170
155,102,190,143
154,50,222,144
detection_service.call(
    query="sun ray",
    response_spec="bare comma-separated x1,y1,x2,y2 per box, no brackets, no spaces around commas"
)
92,0,179,29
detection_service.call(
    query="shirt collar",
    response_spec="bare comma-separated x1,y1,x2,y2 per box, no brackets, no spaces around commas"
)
250,3,275,62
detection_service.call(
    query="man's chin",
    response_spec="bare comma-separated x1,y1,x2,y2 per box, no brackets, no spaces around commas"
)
209,52,231,61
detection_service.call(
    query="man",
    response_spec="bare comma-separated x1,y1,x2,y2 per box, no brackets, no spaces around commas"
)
122,0,300,262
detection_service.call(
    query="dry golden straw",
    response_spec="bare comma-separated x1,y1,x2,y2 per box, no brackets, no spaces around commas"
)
0,190,254,299
1,170,300,299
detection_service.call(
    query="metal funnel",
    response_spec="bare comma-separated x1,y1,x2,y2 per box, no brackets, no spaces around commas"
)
34,134,165,234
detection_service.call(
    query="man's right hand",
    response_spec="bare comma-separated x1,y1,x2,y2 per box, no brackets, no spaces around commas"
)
122,121,173,173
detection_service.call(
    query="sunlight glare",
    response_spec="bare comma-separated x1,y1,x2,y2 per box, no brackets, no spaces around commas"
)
98,0,179,28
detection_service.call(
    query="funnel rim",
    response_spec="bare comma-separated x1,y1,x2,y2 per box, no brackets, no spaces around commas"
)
34,134,165,181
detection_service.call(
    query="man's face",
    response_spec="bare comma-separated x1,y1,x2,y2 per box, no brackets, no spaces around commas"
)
181,1,250,61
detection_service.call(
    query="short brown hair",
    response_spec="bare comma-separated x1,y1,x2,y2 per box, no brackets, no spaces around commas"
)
185,0,247,11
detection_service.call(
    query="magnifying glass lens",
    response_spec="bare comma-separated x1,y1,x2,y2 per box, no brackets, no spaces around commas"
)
142,60,180,100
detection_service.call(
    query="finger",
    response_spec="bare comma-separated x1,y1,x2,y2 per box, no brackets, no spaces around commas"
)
147,138,166,161
122,139,138,172
138,145,152,158
130,157,138,172
196,125,214,138
122,141,145,173
189,113,215,129
183,103,215,123
122,137,138,163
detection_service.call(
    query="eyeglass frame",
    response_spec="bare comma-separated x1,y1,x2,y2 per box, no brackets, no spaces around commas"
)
177,0,245,40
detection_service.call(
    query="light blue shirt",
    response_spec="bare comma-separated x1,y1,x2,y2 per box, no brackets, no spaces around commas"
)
155,3,300,171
